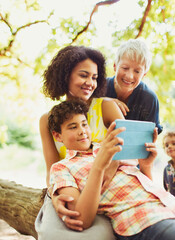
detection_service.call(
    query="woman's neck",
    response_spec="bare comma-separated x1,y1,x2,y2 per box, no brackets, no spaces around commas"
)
114,81,133,104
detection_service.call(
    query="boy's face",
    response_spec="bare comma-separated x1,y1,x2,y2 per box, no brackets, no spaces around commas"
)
164,136,175,160
57,114,91,151
115,53,145,93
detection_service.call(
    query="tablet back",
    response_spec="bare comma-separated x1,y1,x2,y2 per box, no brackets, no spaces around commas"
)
112,119,155,160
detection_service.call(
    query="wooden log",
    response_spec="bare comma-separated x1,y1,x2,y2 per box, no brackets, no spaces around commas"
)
0,179,46,239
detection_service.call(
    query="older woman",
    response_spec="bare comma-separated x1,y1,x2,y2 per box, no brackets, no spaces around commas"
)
106,39,163,134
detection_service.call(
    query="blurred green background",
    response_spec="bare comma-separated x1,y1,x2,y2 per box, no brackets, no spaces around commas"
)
0,0,174,188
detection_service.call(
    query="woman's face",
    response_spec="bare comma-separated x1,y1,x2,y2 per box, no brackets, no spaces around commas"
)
115,53,145,94
68,59,98,102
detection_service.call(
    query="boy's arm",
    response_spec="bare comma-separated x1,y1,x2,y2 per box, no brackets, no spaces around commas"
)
56,123,125,230
58,165,105,229
98,98,125,193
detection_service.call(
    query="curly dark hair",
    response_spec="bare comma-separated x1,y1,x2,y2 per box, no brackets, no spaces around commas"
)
48,99,89,133
43,45,107,101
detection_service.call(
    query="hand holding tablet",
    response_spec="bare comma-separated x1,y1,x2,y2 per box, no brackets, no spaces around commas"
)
112,119,155,160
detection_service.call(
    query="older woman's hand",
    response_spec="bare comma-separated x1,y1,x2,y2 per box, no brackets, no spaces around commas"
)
103,97,129,117
113,99,129,116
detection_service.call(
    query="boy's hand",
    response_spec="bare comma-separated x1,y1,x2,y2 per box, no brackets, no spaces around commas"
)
138,128,158,179
138,142,157,167
94,121,125,174
139,128,158,165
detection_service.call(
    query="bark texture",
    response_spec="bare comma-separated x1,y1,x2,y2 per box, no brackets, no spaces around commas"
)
0,179,46,239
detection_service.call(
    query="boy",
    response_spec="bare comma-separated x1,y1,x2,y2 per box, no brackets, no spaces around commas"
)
163,131,175,195
48,99,175,240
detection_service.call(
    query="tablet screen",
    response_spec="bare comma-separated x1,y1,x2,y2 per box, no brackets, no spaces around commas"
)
112,119,155,160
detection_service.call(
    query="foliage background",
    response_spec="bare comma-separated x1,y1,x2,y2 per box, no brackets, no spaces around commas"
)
0,0,175,188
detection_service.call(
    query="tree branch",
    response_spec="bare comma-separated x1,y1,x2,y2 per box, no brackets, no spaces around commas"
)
0,12,50,57
0,13,13,33
72,0,120,43
136,0,152,38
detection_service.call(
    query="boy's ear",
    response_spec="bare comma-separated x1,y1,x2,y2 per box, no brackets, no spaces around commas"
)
52,131,62,142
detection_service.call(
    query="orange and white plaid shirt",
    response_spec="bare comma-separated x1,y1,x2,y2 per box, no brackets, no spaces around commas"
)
50,143,175,236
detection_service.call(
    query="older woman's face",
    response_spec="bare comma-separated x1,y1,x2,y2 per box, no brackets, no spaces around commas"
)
115,53,145,93
68,59,98,102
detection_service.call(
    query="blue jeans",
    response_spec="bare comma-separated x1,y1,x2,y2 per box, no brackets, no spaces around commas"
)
115,219,175,240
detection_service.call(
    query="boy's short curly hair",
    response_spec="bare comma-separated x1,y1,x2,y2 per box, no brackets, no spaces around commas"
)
48,99,89,133
43,45,107,101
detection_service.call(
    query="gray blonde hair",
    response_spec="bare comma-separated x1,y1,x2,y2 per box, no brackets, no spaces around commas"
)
115,39,152,73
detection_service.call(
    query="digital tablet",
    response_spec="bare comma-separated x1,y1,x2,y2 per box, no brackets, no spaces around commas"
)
112,119,155,160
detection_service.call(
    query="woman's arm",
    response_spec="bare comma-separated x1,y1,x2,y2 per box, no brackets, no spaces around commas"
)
40,113,60,187
103,97,129,116
102,98,124,128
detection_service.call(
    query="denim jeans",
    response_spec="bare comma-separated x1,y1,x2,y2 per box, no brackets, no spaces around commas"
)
115,219,175,240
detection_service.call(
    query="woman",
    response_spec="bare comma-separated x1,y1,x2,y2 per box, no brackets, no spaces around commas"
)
106,39,163,134
36,45,124,240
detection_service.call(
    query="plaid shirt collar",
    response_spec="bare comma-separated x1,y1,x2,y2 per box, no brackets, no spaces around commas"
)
65,142,100,160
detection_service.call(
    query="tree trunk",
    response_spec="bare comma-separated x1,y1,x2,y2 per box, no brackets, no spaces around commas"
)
0,179,46,239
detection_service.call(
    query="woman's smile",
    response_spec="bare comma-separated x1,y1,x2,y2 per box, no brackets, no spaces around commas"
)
68,59,98,101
